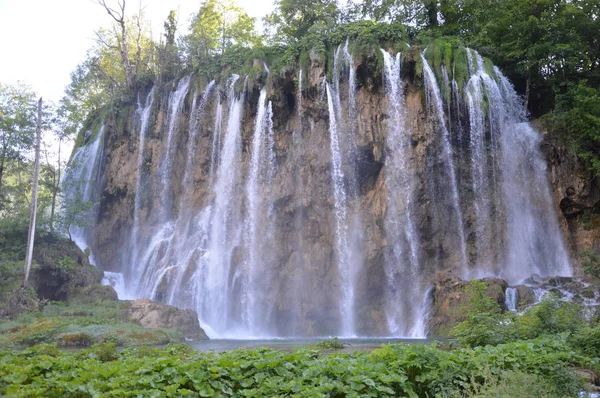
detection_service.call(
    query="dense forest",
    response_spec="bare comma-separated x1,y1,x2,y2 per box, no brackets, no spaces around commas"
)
2,0,600,396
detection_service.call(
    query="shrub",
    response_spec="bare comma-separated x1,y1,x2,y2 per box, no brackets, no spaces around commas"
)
94,342,118,362
451,281,513,347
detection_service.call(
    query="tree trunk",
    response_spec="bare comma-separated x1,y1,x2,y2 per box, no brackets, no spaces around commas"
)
24,98,42,287
426,0,439,27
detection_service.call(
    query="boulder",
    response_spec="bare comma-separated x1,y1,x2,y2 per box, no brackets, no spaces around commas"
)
127,299,208,340
515,285,536,310
31,235,104,301
427,270,508,338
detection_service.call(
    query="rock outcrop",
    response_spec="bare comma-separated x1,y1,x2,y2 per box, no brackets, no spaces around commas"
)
31,235,103,301
428,271,508,337
127,299,208,340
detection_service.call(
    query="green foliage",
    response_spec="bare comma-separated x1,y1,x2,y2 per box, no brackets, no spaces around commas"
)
264,0,340,44
94,342,118,362
451,281,513,347
0,336,585,397
581,250,600,279
514,294,584,339
315,337,344,350
569,324,600,357
551,83,600,176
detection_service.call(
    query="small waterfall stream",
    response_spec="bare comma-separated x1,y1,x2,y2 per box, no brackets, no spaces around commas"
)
63,125,105,266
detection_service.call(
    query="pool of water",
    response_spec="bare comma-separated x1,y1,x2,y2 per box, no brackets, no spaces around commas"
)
188,338,435,353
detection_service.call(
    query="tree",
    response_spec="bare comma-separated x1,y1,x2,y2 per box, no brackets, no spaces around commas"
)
0,83,36,207
264,0,339,43
23,98,42,287
95,0,144,91
184,0,261,70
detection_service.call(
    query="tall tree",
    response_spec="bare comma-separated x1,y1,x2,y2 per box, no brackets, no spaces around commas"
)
95,0,147,91
265,0,339,43
23,98,42,287
184,0,260,68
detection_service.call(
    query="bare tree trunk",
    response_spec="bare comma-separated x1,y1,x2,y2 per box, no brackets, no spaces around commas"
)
96,0,139,90
24,98,43,287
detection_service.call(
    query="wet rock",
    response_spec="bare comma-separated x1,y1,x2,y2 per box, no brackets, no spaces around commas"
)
515,285,535,310
547,276,573,287
582,286,597,299
548,288,565,298
427,271,507,338
127,298,208,340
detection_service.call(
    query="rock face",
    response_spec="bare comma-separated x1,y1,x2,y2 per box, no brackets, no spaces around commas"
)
544,130,600,273
67,45,578,338
127,299,208,340
428,271,508,337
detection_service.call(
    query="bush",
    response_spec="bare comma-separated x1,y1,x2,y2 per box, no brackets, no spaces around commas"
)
451,281,513,347
315,337,344,350
513,294,584,339
94,342,118,362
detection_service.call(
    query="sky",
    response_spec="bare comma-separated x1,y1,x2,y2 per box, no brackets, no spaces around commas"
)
0,0,274,104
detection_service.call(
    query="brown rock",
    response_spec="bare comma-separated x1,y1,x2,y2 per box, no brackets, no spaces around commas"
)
515,285,535,310
127,299,208,340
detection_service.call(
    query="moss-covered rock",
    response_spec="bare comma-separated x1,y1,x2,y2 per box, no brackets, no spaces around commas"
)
30,235,103,301
427,270,507,338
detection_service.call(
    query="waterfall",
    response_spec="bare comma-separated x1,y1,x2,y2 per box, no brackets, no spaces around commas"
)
421,51,469,275
325,81,356,337
160,75,191,220
505,287,518,312
182,81,215,190
245,86,269,335
466,58,494,273
127,89,154,287
73,43,573,339
63,125,105,265
203,75,245,335
209,95,223,183
380,50,425,337
460,49,570,283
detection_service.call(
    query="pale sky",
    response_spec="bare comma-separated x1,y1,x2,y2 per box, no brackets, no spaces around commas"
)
0,0,274,103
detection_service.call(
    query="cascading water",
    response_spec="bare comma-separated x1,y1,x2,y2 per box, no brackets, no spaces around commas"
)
380,50,425,337
459,49,570,283
325,82,354,336
421,51,469,276
72,43,573,340
160,75,191,220
505,287,518,312
203,75,245,336
126,90,154,292
62,125,105,265
244,85,270,335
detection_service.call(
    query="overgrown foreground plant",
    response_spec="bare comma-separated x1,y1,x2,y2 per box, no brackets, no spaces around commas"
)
0,336,593,397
